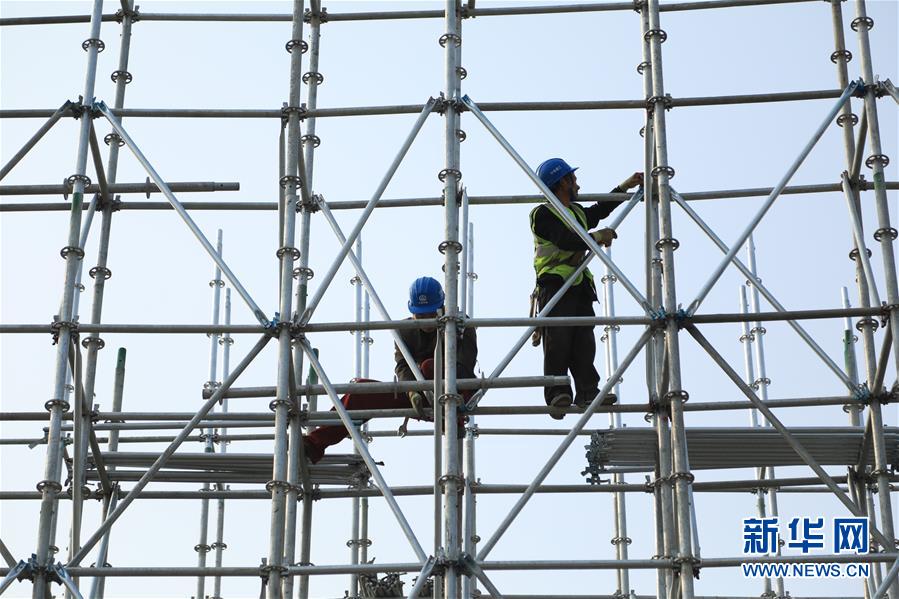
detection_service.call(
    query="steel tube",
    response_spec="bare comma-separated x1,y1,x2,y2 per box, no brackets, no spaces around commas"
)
0,181,239,197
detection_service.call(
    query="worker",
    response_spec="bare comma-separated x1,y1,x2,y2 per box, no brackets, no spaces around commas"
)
303,276,477,463
530,157,642,419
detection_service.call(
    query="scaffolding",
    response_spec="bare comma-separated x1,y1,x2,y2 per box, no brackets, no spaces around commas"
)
0,1,897,598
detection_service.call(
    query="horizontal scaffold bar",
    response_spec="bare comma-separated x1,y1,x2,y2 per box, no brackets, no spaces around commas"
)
6,88,884,120
0,181,238,196
0,0,825,27
0,306,887,335
3,181,896,212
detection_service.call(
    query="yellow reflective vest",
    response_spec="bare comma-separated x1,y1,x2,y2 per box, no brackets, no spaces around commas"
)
529,202,594,287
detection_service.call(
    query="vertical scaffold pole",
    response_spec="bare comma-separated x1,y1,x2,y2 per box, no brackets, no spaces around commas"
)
290,10,319,596
601,248,631,596
34,2,104,597
644,0,697,595
637,6,673,599
852,5,899,597
462,222,477,599
745,237,784,596
269,2,305,598
212,288,233,599
350,237,364,598
196,230,223,599
88,347,125,599
440,0,464,596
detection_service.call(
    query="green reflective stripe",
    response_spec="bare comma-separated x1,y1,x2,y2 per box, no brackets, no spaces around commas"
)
530,202,594,286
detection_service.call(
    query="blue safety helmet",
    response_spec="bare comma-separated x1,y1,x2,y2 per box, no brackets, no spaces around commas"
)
536,158,578,190
408,276,445,314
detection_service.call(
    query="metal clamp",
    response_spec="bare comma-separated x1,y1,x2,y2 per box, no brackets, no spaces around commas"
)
739,331,754,343
751,377,771,391
637,61,651,75
50,318,79,345
601,274,618,284
210,542,228,550
438,240,463,255
114,5,140,22
849,247,872,261
280,104,307,121
203,381,222,391
750,325,766,336
110,70,133,84
873,227,898,242
36,479,63,493
286,39,308,54
456,66,468,80
276,246,302,261
103,132,125,147
669,471,695,484
279,175,303,189
651,165,675,179
194,543,211,553
644,29,668,43
850,16,873,31
438,393,464,406
44,399,70,412
209,278,225,288
300,134,321,148
437,474,465,491
610,536,633,546
438,168,462,183
82,38,105,52
302,71,324,85
218,336,235,346
663,389,690,405
836,113,858,127
830,49,852,64
293,266,314,280
646,94,673,111
66,173,92,188
81,336,105,350
655,237,680,251
60,246,85,260
855,317,879,332
456,129,467,142
303,7,329,22
865,154,890,169
439,33,462,47
265,479,293,493
89,266,112,280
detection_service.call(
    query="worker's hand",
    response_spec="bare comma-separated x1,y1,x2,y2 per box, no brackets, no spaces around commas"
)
619,172,644,191
407,391,432,421
591,228,617,247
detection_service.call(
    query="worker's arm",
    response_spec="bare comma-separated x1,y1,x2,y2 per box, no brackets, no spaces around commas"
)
583,172,644,227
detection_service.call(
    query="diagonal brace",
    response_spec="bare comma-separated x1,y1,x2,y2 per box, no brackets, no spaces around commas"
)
0,101,74,182
687,80,861,315
460,554,504,598
686,323,891,549
461,94,650,312
95,101,269,327
840,172,881,307
671,190,855,391
405,556,436,599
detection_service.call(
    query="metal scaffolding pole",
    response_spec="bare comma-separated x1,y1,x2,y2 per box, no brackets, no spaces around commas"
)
32,2,104,596
440,0,465,596
212,289,232,599
643,0,697,595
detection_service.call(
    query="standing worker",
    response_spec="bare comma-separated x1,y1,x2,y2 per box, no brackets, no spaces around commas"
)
304,276,477,462
530,158,642,419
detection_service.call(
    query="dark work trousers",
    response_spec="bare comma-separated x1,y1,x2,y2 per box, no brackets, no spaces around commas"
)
306,358,469,453
537,278,600,406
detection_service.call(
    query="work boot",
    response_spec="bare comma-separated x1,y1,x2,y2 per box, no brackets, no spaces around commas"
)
574,391,618,408
303,436,325,464
548,393,573,420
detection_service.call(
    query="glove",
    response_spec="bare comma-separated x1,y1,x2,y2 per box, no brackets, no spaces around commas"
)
590,228,617,247
407,391,432,421
619,172,644,191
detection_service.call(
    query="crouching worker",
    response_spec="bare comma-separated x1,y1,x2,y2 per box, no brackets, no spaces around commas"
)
304,276,477,463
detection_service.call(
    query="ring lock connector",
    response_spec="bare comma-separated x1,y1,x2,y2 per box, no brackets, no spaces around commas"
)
285,39,308,54
836,113,858,128
438,240,463,255
293,266,314,281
